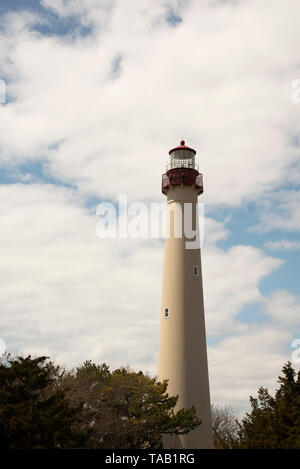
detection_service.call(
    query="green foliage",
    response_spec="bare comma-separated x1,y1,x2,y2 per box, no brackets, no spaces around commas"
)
3,353,298,449
62,363,201,448
237,362,300,449
0,354,200,449
0,354,82,449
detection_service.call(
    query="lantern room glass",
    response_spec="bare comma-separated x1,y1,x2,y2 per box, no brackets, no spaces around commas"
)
167,149,198,171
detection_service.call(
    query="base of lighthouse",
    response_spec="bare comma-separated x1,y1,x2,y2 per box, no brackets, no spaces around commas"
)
158,183,213,449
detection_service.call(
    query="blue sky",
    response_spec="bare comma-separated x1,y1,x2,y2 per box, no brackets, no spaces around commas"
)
0,0,300,414
0,0,92,37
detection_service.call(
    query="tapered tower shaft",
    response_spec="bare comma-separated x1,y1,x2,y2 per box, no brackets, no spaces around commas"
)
158,141,213,449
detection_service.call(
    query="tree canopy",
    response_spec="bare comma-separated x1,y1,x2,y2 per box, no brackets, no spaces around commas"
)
0,355,200,449
0,354,81,449
61,360,201,448
237,362,300,449
2,353,299,449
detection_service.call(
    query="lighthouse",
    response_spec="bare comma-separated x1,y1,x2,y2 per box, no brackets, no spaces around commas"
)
158,140,213,449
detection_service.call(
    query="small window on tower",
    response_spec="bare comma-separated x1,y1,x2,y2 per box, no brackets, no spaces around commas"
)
164,308,169,318
193,266,199,277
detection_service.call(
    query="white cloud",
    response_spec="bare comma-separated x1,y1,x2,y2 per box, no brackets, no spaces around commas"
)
40,0,113,22
265,239,300,251
0,183,286,404
0,0,299,205
0,183,163,370
203,244,283,336
209,324,293,412
0,0,300,414
264,290,300,326
203,217,229,246
255,191,300,232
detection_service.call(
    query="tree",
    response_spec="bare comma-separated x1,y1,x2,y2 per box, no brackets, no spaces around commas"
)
61,361,201,449
0,354,82,449
0,355,200,449
237,362,300,449
211,404,239,449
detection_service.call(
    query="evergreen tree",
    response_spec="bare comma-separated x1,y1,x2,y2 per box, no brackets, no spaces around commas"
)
61,361,201,449
0,354,82,449
237,362,300,449
0,355,201,448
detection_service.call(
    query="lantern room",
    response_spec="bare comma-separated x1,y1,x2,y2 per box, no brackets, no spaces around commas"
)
167,140,198,171
162,140,203,196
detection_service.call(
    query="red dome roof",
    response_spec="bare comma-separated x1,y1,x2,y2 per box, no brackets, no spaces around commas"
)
169,140,196,156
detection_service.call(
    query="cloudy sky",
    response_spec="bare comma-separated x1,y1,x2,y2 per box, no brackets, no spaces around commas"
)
0,0,300,414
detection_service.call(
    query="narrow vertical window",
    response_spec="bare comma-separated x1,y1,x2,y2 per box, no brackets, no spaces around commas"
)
193,266,199,277
164,308,169,318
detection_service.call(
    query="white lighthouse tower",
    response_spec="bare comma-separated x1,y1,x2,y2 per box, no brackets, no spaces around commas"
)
158,140,213,449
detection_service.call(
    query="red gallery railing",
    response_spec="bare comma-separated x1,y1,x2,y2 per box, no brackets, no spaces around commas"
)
162,168,203,195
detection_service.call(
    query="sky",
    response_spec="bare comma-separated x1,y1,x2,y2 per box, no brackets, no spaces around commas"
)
0,0,300,415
